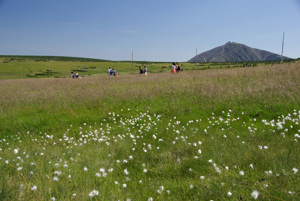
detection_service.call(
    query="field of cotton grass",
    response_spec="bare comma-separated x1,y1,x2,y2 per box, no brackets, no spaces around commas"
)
0,62,300,200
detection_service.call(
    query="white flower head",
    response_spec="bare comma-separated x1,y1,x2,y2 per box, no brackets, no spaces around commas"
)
292,168,298,174
31,186,37,191
89,190,99,198
14,149,18,154
249,164,254,169
239,171,245,176
227,191,232,196
251,190,259,199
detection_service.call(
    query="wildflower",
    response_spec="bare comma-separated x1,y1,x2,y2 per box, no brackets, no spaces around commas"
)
227,191,232,196
251,190,259,199
14,149,18,154
198,149,202,154
54,171,61,176
88,190,99,198
143,169,147,173
122,183,127,188
53,176,59,181
148,197,153,201
249,164,254,169
190,184,194,189
72,193,76,197
100,168,105,173
84,167,88,171
17,167,22,171
31,186,37,191
51,197,56,201
96,173,101,177
292,168,298,174
208,159,213,163
239,171,245,176
200,176,205,180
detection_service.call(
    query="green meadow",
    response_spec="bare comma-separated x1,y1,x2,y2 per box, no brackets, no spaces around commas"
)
0,55,282,80
0,57,299,200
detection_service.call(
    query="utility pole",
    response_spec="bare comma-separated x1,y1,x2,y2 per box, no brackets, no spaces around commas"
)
132,50,133,74
281,32,285,64
49,64,51,78
84,57,86,77
196,48,198,70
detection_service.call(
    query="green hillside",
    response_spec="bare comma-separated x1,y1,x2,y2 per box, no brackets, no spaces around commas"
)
0,55,296,80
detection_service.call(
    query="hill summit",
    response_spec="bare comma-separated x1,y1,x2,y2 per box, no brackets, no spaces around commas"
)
188,42,289,62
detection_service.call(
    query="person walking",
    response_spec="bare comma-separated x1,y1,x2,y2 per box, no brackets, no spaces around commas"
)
108,67,112,76
144,66,148,76
171,63,176,74
176,62,181,73
139,66,144,75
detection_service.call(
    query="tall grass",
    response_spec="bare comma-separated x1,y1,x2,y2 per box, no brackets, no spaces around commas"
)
0,63,299,200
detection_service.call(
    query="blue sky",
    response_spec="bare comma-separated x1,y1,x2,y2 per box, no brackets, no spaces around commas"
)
0,0,299,61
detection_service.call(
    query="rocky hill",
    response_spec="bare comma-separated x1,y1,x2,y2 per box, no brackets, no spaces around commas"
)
188,42,289,62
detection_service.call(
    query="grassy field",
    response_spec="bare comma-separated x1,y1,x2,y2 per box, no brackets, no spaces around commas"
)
0,61,299,200
0,55,289,80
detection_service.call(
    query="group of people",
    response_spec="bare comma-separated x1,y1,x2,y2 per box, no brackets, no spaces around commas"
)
139,66,148,76
171,62,181,74
71,72,81,79
107,67,117,76
73,63,181,78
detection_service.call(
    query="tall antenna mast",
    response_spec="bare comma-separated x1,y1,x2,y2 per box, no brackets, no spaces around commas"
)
281,32,285,64
196,48,198,70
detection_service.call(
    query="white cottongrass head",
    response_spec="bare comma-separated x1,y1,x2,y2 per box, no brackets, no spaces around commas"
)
31,186,37,191
251,190,259,199
292,168,298,174
88,190,99,198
